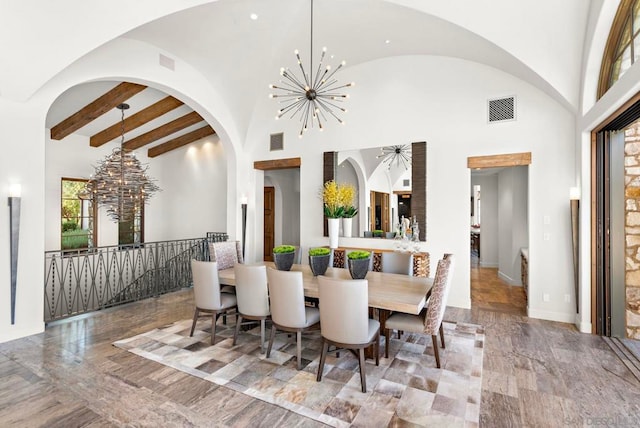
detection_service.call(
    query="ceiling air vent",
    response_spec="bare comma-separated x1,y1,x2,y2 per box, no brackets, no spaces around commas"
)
270,132,284,151
488,96,516,123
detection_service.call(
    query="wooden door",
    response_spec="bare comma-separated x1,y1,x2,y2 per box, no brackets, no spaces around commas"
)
264,187,275,261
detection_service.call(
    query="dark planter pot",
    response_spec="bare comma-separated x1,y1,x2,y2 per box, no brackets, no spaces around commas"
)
348,257,371,279
309,254,330,276
274,252,295,271
363,231,373,238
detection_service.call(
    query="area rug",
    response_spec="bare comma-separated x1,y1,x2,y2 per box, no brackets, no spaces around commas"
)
114,318,484,427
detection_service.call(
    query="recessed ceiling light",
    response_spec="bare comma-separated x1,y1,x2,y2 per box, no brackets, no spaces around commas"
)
385,39,391,44
250,13,258,20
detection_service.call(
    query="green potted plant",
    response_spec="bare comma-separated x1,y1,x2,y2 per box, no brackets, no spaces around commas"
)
347,250,371,279
373,229,384,238
273,245,296,271
308,247,331,276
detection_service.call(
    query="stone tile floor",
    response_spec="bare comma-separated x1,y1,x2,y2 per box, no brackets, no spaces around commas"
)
0,266,639,426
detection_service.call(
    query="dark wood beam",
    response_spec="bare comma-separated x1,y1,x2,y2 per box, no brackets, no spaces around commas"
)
90,96,184,147
123,111,203,151
50,82,147,140
147,125,215,158
253,157,302,170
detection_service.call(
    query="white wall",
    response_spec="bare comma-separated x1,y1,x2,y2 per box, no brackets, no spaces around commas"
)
244,55,577,316
472,174,499,267
498,167,528,285
44,130,226,250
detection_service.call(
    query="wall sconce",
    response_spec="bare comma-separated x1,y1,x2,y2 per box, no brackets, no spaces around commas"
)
241,195,248,259
570,187,580,313
8,183,21,325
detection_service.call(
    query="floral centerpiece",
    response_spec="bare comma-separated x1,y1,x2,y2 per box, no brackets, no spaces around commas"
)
339,183,357,238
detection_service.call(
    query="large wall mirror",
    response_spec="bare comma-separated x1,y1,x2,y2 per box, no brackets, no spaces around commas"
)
324,142,426,240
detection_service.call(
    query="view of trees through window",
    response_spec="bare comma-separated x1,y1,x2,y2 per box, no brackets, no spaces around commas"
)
118,206,143,246
61,178,95,250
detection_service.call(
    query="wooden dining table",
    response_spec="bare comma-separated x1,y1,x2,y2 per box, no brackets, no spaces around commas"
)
218,262,434,351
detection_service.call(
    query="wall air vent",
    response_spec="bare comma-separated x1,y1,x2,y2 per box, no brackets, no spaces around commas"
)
159,54,175,71
488,96,516,123
270,132,284,151
403,179,410,187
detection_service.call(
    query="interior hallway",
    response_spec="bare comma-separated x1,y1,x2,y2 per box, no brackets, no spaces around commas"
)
0,267,638,426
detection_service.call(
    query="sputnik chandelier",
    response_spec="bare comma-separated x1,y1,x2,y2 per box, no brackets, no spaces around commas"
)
377,145,412,170
84,103,160,222
269,0,353,137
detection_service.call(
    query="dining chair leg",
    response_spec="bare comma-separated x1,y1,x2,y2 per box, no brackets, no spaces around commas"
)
384,328,390,359
358,348,367,393
189,308,199,337
266,325,277,358
211,310,218,345
317,340,329,382
296,331,302,370
439,323,445,348
233,314,243,345
260,319,266,354
432,334,441,368
397,330,402,339
375,331,380,366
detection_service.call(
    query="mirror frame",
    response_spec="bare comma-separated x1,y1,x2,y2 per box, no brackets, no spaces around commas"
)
323,141,426,241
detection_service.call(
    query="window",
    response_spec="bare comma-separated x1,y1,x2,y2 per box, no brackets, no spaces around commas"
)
61,178,96,250
118,204,144,246
598,0,640,98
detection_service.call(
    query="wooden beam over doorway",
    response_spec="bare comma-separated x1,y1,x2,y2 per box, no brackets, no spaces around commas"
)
253,157,301,170
467,152,532,169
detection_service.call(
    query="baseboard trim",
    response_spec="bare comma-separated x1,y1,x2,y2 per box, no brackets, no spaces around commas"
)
527,308,576,324
575,314,592,333
480,261,498,268
497,270,522,286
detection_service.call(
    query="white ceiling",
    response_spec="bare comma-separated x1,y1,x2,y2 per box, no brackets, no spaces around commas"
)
43,0,591,152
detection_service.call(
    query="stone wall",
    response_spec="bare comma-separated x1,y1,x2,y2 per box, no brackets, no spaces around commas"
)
625,121,640,339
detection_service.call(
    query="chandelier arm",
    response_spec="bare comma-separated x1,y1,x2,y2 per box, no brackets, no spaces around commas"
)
314,99,344,123
278,98,307,118
281,70,308,92
314,97,347,113
312,50,327,89
294,52,311,88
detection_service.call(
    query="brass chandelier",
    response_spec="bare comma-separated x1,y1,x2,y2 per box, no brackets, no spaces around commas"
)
377,145,412,170
269,0,353,137
84,103,160,222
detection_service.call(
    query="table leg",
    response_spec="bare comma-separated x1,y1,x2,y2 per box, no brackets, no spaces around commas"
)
364,308,390,359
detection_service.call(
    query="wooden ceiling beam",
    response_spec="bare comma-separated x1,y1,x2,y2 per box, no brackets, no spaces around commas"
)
147,125,215,158
50,82,147,140
90,96,184,147
123,111,204,151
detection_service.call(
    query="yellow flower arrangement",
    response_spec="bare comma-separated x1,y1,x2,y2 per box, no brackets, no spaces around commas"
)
322,181,358,218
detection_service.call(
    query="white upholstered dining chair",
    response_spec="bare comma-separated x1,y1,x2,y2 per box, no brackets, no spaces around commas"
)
316,276,380,393
189,260,237,345
265,268,320,369
381,251,414,275
384,255,455,367
233,264,270,353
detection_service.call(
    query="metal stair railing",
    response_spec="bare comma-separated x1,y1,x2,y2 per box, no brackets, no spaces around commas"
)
44,233,228,322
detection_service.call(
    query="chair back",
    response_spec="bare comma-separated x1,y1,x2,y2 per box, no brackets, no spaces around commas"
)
209,241,243,270
381,252,413,275
318,276,369,344
266,268,306,328
293,246,302,265
191,259,223,310
234,264,270,316
423,256,455,335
